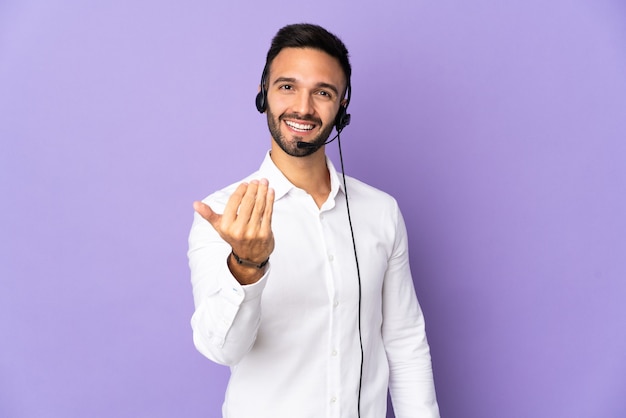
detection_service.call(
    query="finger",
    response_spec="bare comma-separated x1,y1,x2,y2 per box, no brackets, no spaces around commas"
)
193,201,221,227
249,179,269,227
260,187,275,232
222,182,248,225
236,180,260,225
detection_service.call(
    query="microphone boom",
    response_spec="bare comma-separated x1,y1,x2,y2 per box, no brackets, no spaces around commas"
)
296,132,340,149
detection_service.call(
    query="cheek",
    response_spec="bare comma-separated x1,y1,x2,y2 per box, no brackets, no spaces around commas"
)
323,105,341,125
267,93,290,112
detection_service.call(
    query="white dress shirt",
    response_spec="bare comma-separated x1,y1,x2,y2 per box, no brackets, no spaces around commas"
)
188,152,439,418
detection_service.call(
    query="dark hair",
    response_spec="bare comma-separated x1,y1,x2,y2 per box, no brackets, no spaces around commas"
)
264,23,351,88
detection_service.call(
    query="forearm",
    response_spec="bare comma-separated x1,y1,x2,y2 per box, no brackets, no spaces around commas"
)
387,335,439,418
384,282,439,417
191,268,268,365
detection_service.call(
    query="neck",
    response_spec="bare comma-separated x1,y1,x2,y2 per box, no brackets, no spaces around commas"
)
270,143,331,207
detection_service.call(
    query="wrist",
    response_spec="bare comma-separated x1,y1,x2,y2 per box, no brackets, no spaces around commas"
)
227,251,269,285
230,250,270,269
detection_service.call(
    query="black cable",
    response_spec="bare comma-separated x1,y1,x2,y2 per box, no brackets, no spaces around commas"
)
336,131,364,418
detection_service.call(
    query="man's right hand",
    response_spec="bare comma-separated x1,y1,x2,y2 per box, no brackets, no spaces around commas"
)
193,178,275,285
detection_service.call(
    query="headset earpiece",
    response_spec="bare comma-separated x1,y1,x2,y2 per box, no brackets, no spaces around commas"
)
255,90,266,113
255,65,268,113
335,105,351,132
335,81,352,132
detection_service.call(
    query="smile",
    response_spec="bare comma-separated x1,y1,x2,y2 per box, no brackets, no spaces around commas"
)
285,120,315,132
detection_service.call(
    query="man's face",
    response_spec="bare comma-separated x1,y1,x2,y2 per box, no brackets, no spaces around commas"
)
264,47,346,157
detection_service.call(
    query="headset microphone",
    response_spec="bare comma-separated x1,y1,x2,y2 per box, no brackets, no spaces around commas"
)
296,131,341,149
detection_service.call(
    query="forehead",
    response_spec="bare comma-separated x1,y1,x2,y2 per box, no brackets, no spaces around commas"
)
268,47,346,87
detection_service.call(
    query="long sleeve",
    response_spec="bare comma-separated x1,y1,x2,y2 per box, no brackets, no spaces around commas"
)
382,209,440,418
188,209,269,366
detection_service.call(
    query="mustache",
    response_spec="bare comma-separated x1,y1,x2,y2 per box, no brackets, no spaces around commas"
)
279,113,322,125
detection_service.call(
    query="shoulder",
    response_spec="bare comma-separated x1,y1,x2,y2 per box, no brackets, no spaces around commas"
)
343,175,399,208
341,175,403,228
340,176,408,253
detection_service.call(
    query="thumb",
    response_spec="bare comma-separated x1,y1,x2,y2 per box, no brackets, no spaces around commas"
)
193,200,220,226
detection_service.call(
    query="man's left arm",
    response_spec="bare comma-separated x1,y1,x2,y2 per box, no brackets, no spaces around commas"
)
382,208,440,418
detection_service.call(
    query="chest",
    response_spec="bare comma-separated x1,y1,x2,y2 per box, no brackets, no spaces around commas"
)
266,194,395,309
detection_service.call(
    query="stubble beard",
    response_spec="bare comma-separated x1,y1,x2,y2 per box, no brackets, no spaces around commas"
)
266,106,334,157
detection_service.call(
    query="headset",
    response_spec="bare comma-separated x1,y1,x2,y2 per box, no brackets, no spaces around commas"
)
255,60,364,417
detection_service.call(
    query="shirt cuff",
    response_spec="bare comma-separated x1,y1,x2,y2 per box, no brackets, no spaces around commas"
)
219,262,271,304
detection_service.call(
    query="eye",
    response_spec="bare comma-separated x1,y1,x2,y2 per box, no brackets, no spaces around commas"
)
317,90,333,99
279,84,293,90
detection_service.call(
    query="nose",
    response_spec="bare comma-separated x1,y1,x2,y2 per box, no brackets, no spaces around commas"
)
293,90,314,117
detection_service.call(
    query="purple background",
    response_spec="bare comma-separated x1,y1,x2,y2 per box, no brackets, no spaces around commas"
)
1,1,625,417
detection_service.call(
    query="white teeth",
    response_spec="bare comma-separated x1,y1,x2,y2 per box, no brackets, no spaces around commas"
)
285,120,314,131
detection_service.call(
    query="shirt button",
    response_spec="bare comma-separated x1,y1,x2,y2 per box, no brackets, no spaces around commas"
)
328,254,334,262
333,300,339,308
331,349,338,356
330,396,337,403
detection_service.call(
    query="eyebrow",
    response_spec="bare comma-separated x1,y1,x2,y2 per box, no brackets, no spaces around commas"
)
272,77,340,97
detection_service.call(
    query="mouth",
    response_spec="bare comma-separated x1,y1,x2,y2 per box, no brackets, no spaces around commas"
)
284,119,316,133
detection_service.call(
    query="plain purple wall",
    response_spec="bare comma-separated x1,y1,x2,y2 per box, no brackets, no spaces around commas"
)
1,1,625,417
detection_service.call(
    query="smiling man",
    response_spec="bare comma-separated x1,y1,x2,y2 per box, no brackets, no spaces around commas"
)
188,23,440,418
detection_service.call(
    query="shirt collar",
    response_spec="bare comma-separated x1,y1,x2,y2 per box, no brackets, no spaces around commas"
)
257,151,345,202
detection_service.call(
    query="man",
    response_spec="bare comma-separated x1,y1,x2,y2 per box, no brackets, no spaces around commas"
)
188,23,439,418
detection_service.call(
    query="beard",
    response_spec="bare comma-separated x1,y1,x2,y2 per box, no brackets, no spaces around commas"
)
266,106,335,157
